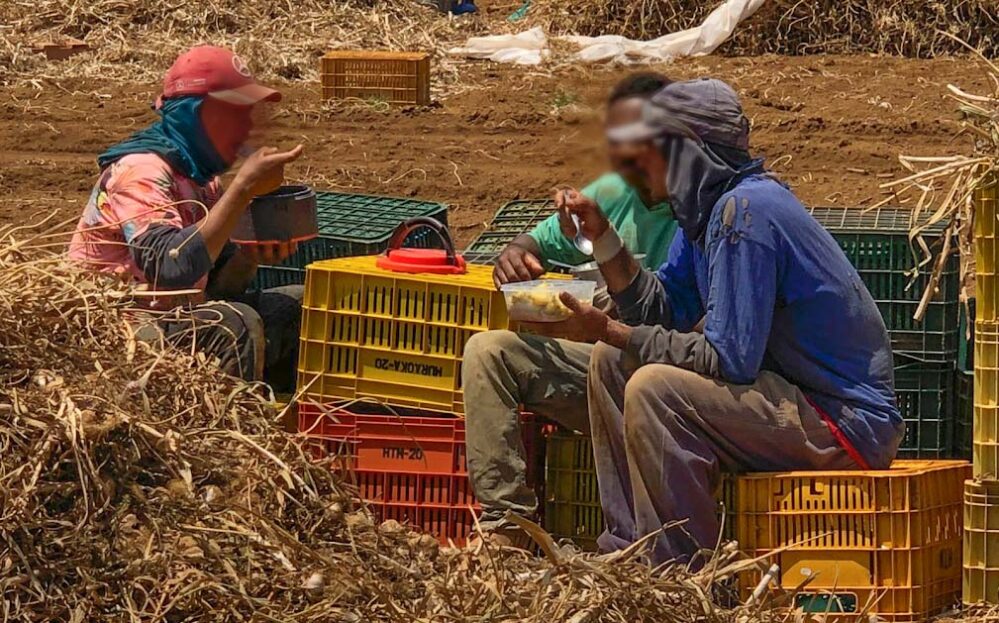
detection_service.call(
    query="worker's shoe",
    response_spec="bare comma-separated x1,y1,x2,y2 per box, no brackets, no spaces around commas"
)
469,521,533,551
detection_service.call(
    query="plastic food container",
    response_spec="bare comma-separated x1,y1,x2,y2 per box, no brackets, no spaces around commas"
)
231,185,319,244
501,279,597,322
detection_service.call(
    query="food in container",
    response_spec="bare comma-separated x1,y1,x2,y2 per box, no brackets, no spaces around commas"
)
501,279,597,322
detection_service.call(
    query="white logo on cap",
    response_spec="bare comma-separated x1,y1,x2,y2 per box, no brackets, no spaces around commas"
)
232,55,252,78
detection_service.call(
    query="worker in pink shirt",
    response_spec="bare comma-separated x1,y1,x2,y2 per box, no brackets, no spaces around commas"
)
70,46,304,389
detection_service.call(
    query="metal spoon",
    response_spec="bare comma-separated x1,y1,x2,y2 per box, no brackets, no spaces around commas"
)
554,186,594,256
571,214,594,255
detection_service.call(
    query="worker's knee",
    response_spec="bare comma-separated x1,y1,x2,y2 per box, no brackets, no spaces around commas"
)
463,330,523,366
208,301,264,340
198,302,265,380
589,341,624,379
623,365,686,435
263,284,305,304
624,364,669,401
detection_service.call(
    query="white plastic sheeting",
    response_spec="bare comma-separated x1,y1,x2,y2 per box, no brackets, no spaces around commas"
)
449,0,766,65
448,26,549,65
566,0,766,62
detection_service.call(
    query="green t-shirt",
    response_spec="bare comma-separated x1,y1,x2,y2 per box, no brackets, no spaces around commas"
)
527,173,678,271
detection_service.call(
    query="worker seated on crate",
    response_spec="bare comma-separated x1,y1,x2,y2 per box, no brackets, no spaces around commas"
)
481,78,906,561
67,46,304,391
463,73,682,546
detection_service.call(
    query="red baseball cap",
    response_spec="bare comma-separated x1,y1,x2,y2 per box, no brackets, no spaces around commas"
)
159,45,281,107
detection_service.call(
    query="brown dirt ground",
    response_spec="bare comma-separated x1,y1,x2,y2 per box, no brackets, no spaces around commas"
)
0,54,989,247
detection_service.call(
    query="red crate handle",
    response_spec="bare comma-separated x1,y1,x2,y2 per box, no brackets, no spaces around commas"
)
377,217,467,274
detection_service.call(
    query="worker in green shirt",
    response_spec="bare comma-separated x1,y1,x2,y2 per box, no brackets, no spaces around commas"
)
492,75,678,287
464,73,680,548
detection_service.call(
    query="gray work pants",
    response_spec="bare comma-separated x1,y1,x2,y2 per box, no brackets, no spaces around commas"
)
138,285,304,392
462,330,593,527
587,342,858,564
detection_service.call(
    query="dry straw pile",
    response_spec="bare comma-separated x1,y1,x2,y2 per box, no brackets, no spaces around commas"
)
532,0,999,57
0,220,772,621
4,0,997,92
0,0,485,89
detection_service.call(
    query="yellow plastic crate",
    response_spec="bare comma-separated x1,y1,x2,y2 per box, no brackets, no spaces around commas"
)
736,460,968,621
964,478,999,605
297,256,508,414
975,174,998,321
975,321,999,478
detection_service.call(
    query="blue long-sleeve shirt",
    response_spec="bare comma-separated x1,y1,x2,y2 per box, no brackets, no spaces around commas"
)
613,174,903,469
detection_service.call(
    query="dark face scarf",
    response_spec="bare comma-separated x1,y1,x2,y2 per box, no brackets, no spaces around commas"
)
661,136,764,242
97,96,229,186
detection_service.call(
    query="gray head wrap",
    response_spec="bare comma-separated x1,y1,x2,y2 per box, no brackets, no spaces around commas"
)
607,78,764,241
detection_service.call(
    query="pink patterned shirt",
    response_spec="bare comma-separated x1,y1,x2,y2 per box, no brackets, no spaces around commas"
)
69,153,222,291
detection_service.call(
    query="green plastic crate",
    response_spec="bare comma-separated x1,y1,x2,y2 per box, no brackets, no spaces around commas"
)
464,199,555,257
252,191,447,289
461,250,501,266
809,206,958,362
955,369,973,460
544,429,603,551
894,357,955,458
544,430,735,551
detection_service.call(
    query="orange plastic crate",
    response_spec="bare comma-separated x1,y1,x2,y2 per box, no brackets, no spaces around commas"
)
298,403,542,545
321,50,430,106
734,460,969,552
734,460,969,622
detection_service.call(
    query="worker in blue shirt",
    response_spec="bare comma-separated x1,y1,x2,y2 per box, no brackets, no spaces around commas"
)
530,78,903,564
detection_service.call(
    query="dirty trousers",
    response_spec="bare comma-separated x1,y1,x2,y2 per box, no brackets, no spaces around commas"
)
137,285,303,392
588,342,856,564
462,330,593,527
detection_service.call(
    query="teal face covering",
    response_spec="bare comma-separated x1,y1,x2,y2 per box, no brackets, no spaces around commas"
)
97,96,229,185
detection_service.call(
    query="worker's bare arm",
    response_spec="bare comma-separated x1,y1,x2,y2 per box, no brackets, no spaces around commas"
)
493,234,544,288
559,190,641,293
200,145,304,260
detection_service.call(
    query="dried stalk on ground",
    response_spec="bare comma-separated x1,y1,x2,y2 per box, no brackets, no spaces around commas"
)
0,221,777,621
0,0,487,95
877,40,998,316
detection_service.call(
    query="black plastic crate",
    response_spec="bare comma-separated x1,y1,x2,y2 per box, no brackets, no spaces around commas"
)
464,199,556,256
959,299,975,373
253,265,307,290
954,369,973,460
251,191,447,289
894,357,955,458
809,207,959,362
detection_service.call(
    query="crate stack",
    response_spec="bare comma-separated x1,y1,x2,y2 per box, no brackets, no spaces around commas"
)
810,207,960,458
965,175,999,605
457,198,970,618
295,250,551,544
